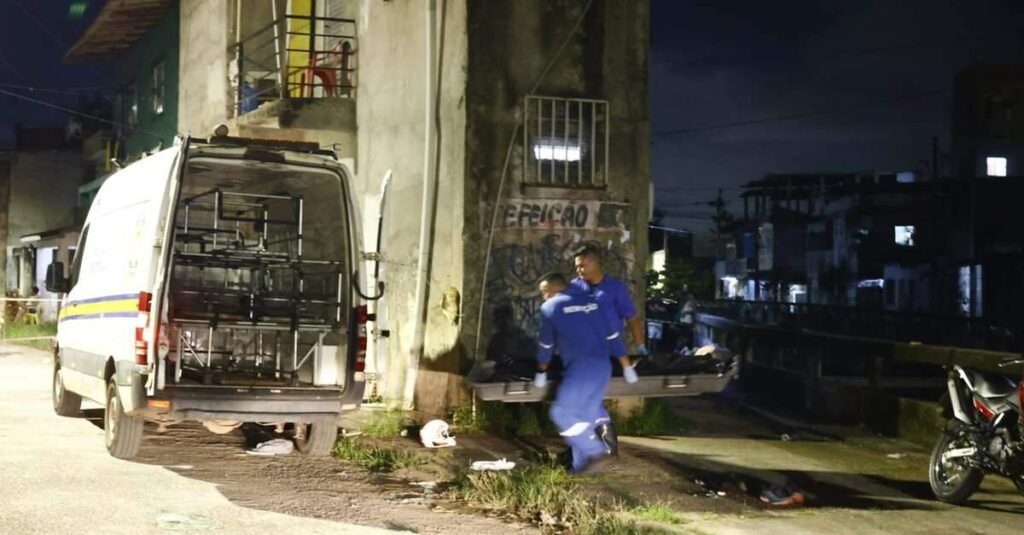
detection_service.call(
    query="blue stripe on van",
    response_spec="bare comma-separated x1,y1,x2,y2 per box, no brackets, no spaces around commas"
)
66,293,141,307
59,311,139,322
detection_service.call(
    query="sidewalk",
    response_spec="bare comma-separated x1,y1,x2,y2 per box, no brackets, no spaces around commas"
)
613,397,1023,535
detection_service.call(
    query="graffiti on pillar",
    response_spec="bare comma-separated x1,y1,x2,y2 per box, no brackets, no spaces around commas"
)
483,201,636,341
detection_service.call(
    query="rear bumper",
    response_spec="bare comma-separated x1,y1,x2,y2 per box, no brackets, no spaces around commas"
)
142,381,364,423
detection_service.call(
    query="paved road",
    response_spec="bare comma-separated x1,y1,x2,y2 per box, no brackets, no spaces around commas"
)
619,397,1024,535
0,345,408,535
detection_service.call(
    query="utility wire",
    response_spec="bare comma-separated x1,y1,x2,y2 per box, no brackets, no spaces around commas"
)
8,0,118,88
0,87,165,142
655,30,1016,70
8,0,70,49
0,82,108,97
653,88,949,137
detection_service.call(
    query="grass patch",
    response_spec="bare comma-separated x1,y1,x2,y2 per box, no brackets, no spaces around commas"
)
632,502,687,525
361,409,406,438
1,322,56,352
616,399,684,436
331,437,424,472
450,403,488,434
449,464,663,534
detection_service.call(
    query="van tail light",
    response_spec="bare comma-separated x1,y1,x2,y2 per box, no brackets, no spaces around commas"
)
135,292,155,365
355,305,368,373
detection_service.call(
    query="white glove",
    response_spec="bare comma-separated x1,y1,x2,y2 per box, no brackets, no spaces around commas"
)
623,365,639,384
533,371,547,388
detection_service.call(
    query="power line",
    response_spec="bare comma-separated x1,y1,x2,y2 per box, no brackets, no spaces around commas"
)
0,87,166,142
652,88,949,137
8,0,116,88
0,82,108,97
0,48,29,83
654,31,1014,70
9,0,70,49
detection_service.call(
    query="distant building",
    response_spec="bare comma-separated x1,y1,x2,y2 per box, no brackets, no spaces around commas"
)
0,128,87,320
951,63,1024,178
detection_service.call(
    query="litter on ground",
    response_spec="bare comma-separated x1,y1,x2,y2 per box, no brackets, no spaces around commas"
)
245,438,294,456
760,483,806,507
471,458,516,471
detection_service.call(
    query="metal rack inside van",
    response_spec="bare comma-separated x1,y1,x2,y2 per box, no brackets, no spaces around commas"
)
165,188,345,387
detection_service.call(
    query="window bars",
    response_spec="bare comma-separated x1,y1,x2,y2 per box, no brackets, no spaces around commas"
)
523,96,609,187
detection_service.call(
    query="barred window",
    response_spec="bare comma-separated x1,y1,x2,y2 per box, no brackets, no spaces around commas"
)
523,96,609,187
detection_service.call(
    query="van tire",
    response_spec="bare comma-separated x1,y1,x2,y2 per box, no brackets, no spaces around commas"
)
52,365,82,417
105,379,143,459
294,421,338,456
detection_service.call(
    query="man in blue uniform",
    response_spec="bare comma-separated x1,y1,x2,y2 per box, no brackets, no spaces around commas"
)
534,272,630,473
572,247,644,456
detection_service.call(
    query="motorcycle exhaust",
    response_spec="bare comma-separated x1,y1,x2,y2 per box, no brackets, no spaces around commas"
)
941,447,977,463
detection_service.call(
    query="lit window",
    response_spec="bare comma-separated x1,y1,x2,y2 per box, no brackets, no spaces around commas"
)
152,61,165,115
894,225,915,247
532,143,581,162
524,96,608,187
125,84,138,129
986,157,1007,177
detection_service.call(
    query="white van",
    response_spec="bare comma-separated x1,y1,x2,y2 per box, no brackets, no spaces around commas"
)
47,136,371,459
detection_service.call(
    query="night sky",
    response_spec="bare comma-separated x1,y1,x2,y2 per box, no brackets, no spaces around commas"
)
651,0,1024,233
3,1,1024,235
0,0,104,145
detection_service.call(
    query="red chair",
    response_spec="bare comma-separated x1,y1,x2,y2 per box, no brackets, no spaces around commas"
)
303,40,354,97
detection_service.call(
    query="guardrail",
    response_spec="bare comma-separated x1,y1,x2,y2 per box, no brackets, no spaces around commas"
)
233,13,357,115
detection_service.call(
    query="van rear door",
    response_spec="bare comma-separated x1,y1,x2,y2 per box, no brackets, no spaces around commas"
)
150,137,190,394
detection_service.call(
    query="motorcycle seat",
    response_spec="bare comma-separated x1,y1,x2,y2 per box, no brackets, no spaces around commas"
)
964,368,1018,399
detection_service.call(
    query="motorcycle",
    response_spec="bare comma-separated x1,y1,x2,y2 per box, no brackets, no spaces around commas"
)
929,358,1024,504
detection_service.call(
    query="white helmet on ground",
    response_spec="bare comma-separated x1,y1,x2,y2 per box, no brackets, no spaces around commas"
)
419,419,456,448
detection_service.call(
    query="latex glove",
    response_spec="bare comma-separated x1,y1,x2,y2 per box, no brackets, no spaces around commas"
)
533,371,547,389
634,343,649,356
623,365,639,384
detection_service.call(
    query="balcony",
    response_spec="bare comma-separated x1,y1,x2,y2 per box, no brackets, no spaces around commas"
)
232,13,357,117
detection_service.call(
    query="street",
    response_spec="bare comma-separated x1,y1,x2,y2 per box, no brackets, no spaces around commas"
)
0,345,529,535
611,398,1024,534
3,342,1024,535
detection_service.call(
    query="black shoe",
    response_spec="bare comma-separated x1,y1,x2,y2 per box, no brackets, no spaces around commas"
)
573,452,613,475
595,422,619,456
556,448,573,469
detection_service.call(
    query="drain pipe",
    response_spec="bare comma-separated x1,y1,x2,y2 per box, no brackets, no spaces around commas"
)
402,0,439,410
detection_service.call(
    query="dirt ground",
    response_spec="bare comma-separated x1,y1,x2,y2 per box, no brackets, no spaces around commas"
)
10,339,1024,534
123,418,539,535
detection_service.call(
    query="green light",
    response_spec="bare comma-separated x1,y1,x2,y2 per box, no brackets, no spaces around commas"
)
69,2,88,19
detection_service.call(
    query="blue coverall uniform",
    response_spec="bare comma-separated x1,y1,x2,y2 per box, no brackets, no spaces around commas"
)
571,275,637,429
538,285,627,472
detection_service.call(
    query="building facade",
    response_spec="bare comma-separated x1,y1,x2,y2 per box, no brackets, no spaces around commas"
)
67,0,651,413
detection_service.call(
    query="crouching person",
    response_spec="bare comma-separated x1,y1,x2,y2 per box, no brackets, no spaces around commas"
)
534,272,628,474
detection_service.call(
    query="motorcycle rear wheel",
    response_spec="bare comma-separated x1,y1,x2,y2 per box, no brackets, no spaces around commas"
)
929,420,984,505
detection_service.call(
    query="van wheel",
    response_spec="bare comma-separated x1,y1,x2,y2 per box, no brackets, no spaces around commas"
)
52,366,82,417
105,379,143,459
294,421,338,456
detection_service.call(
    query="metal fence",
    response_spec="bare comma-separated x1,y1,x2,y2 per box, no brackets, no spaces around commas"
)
233,13,357,116
523,96,609,187
698,299,1021,353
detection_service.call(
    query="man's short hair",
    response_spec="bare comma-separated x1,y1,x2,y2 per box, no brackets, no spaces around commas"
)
539,272,568,287
573,246,602,263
